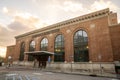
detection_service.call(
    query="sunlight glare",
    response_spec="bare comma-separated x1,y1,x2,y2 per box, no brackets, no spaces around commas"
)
0,46,6,58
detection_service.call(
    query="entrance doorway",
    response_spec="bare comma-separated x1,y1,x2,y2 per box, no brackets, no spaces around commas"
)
25,51,54,68
37,55,48,68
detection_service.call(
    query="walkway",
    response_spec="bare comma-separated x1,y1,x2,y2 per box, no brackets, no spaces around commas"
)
0,65,119,80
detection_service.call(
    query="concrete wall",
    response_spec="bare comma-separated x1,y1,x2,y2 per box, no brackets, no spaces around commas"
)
13,61,115,74
47,62,115,73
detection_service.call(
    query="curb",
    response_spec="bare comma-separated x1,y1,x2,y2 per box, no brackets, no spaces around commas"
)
43,70,119,79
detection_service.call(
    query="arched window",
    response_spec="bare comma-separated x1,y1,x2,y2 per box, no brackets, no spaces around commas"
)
54,34,65,62
40,38,48,51
74,30,89,62
19,42,25,61
28,40,35,61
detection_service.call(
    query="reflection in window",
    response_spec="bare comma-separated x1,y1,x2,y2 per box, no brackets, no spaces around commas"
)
19,42,25,61
54,35,65,62
40,38,48,51
28,40,35,61
74,30,89,62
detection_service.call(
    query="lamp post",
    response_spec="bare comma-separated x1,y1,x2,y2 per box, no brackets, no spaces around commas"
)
8,56,12,67
98,54,102,75
89,61,93,73
70,55,73,72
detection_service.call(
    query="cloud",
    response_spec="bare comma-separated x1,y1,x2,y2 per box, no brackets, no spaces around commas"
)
0,46,6,57
13,15,39,29
8,21,30,32
1,7,41,47
3,7,8,13
90,0,120,23
1,0,120,48
0,24,14,46
90,0,119,11
50,0,119,15
2,7,18,17
2,7,47,29
52,1,84,12
0,20,34,49
0,7,48,48
10,15,48,30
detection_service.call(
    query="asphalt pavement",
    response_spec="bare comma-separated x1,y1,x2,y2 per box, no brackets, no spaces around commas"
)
0,65,119,80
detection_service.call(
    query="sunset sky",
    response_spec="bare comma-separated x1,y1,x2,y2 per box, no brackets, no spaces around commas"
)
0,0,120,57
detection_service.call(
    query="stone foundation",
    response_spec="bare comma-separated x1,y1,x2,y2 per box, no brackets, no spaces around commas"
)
13,61,115,74
47,62,115,73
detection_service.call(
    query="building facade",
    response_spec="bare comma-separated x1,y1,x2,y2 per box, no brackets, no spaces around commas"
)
5,45,15,63
6,8,120,73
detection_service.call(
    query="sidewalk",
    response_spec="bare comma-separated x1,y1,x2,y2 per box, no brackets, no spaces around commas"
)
27,66,119,79
0,65,119,79
44,68,118,78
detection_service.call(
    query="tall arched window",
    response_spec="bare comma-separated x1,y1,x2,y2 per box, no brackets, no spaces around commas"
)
54,34,65,62
19,42,25,61
40,38,48,51
28,40,35,61
74,30,89,62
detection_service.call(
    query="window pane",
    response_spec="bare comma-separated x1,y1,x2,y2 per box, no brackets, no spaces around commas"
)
40,38,48,51
30,41,35,51
83,31,88,42
19,42,25,61
54,35,65,62
78,31,82,36
74,30,89,62
28,40,35,61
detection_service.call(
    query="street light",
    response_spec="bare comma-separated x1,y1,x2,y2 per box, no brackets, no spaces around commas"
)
8,56,12,60
89,61,93,73
70,55,74,72
8,56,12,67
98,54,102,75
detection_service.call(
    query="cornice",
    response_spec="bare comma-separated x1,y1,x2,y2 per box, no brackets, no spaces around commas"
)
15,8,110,39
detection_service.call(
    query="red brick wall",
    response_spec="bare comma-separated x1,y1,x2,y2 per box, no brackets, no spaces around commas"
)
109,24,120,61
5,45,15,62
13,15,114,62
7,9,120,62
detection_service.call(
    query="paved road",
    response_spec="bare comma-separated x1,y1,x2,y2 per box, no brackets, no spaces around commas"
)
0,66,119,80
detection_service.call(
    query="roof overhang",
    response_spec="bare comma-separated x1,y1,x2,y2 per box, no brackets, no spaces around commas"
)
25,51,54,56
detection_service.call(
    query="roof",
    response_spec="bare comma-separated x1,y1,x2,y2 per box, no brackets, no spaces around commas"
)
25,51,54,56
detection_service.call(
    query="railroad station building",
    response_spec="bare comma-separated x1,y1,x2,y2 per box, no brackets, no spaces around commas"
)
6,8,120,73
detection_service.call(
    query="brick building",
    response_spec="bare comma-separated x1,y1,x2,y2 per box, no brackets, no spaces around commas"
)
6,45,15,62
6,8,120,73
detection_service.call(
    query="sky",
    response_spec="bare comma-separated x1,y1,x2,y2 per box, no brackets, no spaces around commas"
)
0,0,120,57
